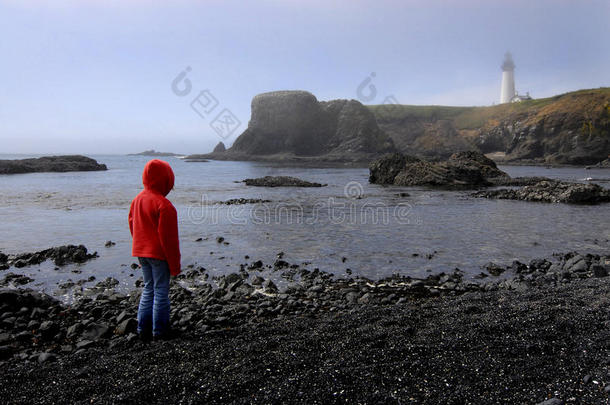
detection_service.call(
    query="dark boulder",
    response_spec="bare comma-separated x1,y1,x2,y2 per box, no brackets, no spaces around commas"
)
484,263,505,276
115,319,137,336
369,153,411,184
473,180,610,204
447,151,508,181
244,176,326,187
81,323,110,341
4,245,98,268
37,352,57,364
263,280,278,293
0,289,58,311
369,151,509,188
39,321,59,340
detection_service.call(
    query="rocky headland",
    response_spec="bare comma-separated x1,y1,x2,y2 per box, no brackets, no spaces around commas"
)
1,250,610,403
0,156,107,175
183,88,610,166
370,88,610,165
186,90,396,164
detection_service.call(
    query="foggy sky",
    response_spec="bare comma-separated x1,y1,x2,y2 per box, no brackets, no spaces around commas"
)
1,0,608,155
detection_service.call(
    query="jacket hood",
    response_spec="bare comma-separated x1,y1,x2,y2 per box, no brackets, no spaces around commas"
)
142,159,175,196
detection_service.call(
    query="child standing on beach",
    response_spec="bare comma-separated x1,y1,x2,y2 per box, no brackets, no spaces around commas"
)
129,159,181,340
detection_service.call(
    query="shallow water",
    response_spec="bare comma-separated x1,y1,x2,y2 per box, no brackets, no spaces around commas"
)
1,154,609,296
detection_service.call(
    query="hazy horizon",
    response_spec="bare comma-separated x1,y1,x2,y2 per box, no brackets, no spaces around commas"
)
1,0,609,155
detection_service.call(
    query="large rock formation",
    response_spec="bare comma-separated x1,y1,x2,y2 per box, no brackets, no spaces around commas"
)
473,180,610,204
212,142,226,153
189,90,395,163
0,156,107,174
369,151,509,188
370,88,610,165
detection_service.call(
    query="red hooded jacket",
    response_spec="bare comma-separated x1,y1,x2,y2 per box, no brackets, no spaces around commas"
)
129,159,181,276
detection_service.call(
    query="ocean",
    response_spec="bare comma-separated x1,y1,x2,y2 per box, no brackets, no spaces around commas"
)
1,154,609,298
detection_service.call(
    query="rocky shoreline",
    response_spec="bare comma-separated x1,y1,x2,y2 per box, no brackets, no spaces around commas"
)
1,249,610,403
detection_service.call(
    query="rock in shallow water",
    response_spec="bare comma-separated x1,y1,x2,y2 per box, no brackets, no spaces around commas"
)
0,273,34,286
473,180,610,204
0,155,107,174
369,151,509,188
222,198,271,205
243,176,326,187
3,245,98,268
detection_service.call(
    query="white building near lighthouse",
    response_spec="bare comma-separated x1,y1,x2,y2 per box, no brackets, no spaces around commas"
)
500,52,531,104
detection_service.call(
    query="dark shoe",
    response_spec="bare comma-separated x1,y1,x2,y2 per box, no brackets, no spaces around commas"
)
138,331,152,342
153,329,180,342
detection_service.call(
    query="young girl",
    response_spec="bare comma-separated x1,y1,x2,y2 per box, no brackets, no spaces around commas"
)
129,159,181,340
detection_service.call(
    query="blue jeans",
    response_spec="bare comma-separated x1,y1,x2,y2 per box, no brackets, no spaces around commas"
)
137,257,171,337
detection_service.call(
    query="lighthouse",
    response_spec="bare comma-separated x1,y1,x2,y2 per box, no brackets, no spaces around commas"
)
500,52,516,104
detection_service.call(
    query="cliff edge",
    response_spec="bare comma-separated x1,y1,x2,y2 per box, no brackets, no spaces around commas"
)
369,88,610,165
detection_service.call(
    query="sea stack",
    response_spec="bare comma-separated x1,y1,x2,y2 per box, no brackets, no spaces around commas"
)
229,90,395,158
213,142,226,153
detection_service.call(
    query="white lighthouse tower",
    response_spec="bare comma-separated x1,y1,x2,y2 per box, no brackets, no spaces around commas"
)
500,52,516,104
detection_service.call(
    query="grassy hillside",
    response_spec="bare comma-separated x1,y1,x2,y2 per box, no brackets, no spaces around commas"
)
368,88,610,164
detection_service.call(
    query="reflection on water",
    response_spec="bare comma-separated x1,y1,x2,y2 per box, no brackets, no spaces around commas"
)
1,154,609,294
